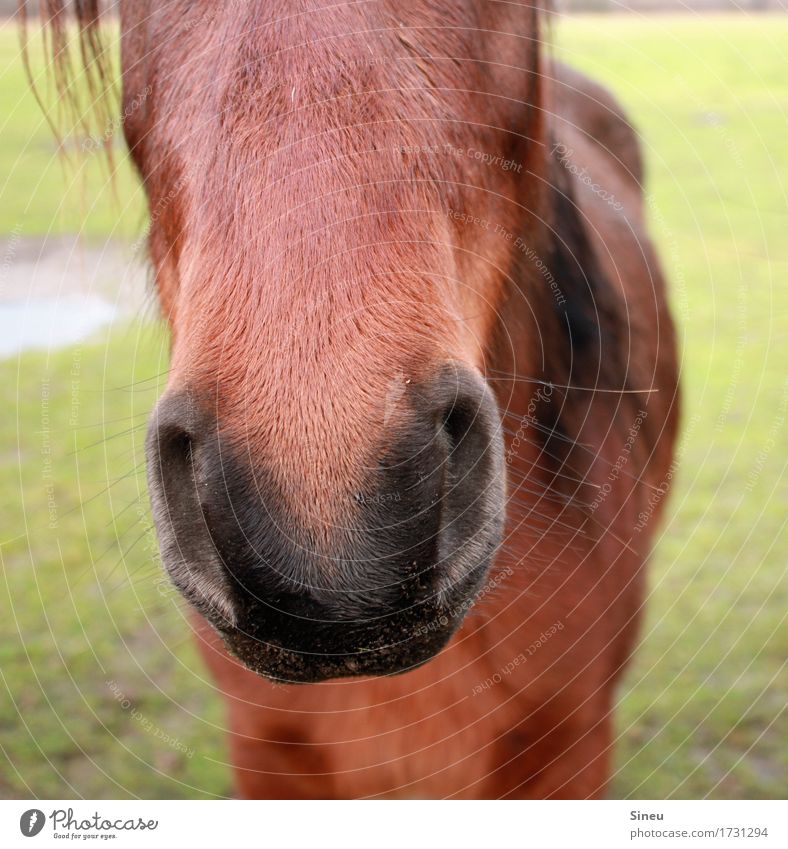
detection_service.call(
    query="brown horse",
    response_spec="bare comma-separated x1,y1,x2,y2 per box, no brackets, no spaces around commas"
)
30,0,679,798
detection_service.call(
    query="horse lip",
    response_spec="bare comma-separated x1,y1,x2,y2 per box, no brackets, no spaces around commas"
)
217,616,459,684
203,561,488,684
149,491,240,628
150,471,499,681
163,554,239,628
152,493,495,677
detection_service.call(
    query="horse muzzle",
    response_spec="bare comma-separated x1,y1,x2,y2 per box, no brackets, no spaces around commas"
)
145,365,506,683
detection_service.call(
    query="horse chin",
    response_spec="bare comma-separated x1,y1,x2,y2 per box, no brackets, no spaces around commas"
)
217,627,453,685
196,563,492,685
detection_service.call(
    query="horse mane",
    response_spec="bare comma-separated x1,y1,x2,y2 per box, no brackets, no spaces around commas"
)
18,0,116,143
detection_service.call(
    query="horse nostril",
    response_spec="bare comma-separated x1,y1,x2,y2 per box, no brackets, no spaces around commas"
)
164,428,193,469
172,429,193,460
145,392,240,626
375,364,505,595
150,423,197,487
146,390,206,483
146,393,212,521
439,395,480,462
432,369,501,481
418,367,506,580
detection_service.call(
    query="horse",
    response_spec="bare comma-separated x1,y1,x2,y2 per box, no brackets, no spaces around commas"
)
29,0,680,798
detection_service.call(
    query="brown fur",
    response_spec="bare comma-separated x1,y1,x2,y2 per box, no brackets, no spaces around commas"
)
27,0,679,798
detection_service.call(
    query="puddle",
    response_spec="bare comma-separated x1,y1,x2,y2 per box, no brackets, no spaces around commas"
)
0,295,118,358
0,235,149,359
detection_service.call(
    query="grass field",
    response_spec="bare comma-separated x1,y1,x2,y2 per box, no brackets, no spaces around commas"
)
0,15,786,799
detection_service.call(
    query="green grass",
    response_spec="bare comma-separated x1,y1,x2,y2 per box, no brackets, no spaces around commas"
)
1,15,786,799
0,324,231,798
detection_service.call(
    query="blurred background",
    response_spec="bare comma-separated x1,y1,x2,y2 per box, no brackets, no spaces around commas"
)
0,6,785,798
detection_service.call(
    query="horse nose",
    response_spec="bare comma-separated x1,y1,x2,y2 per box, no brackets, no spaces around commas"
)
145,365,505,681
